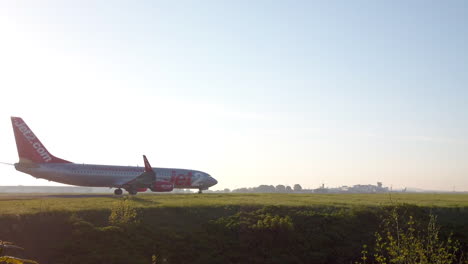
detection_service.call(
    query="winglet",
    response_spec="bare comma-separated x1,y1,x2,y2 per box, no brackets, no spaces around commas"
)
143,155,153,173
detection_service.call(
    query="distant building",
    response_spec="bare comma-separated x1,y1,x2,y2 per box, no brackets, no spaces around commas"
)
313,182,389,194
314,184,328,193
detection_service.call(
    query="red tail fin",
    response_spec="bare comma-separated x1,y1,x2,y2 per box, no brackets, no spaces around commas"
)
11,117,71,164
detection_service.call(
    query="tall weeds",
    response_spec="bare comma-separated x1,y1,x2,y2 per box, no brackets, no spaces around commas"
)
358,207,466,264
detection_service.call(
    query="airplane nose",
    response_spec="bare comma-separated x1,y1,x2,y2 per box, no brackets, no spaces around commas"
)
210,177,218,186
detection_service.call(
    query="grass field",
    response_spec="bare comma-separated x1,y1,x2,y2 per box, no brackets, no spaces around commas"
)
1,193,468,215
1,193,468,263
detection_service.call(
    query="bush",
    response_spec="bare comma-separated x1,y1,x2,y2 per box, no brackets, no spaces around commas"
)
108,198,139,227
358,208,466,264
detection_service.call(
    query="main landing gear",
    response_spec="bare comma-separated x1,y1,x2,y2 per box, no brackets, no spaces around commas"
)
198,189,203,194
114,188,137,195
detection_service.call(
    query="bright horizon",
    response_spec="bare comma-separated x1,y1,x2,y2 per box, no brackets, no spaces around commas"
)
1,1,468,191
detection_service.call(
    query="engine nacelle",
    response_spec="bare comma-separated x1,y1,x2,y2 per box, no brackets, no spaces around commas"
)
150,181,174,192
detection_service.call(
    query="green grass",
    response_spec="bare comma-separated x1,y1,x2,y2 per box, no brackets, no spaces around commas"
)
1,193,468,215
1,193,468,264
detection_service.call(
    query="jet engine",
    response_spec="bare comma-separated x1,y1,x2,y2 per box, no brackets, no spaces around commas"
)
150,181,174,192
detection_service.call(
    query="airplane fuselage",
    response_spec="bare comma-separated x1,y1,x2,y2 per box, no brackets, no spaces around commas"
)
15,162,216,190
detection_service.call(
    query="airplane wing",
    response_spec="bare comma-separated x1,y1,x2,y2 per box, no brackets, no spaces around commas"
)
123,155,156,188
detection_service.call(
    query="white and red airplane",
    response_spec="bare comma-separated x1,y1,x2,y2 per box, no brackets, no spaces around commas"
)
9,117,217,195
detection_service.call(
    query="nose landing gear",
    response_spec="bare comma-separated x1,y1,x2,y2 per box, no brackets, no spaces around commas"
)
114,188,123,195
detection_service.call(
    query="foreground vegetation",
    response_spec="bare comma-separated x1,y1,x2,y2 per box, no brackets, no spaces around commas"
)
0,193,467,263
1,240,38,264
357,209,466,264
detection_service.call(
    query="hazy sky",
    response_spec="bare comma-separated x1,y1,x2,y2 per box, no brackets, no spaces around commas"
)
1,1,467,191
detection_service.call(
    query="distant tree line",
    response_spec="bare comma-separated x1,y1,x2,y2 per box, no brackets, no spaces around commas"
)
207,182,393,194
226,184,303,193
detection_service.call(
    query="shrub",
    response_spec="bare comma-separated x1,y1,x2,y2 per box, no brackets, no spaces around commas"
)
252,214,294,231
358,208,466,264
108,198,139,227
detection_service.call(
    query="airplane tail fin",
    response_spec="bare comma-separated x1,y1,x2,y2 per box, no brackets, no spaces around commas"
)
11,117,71,164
